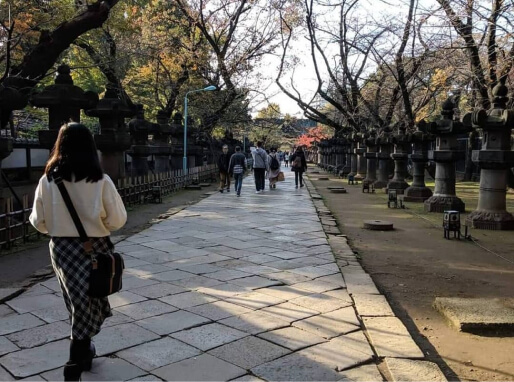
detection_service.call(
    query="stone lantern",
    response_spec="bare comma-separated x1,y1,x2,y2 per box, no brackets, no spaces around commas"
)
127,104,159,176
374,125,394,189
151,110,174,173
86,85,134,182
348,133,358,178
387,123,410,192
404,120,434,202
318,139,327,169
464,79,514,230
339,134,352,177
170,113,184,170
354,131,367,181
364,129,378,184
31,65,98,150
424,98,471,212
335,136,347,174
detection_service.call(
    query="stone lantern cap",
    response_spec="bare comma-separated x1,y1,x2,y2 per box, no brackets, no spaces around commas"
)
30,65,98,109
86,85,134,119
128,104,154,145
427,97,471,136
464,78,514,167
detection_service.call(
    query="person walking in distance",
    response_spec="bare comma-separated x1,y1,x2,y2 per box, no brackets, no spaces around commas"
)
218,144,231,193
268,148,281,189
228,145,247,196
290,146,307,188
252,141,268,193
284,151,290,167
29,123,127,381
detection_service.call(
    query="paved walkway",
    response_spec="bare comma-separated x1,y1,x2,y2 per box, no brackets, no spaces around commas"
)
0,171,445,381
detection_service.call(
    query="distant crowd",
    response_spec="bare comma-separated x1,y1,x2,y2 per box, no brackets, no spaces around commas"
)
217,142,308,196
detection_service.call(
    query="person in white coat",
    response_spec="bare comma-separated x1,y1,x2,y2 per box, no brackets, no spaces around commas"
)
30,123,127,381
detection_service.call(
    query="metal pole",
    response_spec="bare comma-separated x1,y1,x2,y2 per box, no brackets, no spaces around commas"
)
183,95,188,174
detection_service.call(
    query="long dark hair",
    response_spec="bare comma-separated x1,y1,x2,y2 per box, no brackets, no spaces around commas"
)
45,122,103,183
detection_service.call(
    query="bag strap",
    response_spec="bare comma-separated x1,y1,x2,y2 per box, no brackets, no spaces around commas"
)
53,170,93,253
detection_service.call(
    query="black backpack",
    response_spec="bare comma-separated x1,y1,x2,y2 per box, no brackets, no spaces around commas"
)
270,156,280,170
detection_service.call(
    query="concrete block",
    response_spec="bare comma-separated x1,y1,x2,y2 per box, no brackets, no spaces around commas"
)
385,358,446,381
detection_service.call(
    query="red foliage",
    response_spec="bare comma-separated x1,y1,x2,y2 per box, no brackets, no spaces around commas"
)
295,126,330,148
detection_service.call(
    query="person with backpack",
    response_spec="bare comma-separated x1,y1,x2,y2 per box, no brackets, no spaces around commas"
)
290,146,307,188
267,148,282,189
228,145,247,196
252,141,269,193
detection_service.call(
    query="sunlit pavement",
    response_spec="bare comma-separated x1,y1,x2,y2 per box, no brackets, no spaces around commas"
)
0,170,442,381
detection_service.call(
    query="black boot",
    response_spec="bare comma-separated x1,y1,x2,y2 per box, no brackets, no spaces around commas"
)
81,340,95,371
64,339,92,381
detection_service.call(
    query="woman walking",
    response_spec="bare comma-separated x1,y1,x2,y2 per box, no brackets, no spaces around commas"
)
267,148,281,189
284,152,290,167
290,146,307,188
30,123,127,381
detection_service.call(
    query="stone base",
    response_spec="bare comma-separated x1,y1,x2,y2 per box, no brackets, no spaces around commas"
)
387,180,409,191
434,297,514,333
403,186,433,203
466,210,514,230
373,180,388,189
424,196,465,213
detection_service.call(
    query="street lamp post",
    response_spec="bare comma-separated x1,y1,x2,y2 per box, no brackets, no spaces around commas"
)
183,85,216,174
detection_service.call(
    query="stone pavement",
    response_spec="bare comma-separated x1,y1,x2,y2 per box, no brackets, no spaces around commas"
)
0,170,446,381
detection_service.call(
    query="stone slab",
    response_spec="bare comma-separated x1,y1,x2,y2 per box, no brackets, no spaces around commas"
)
0,339,68,378
260,302,319,324
298,331,374,371
0,337,19,357
6,321,70,349
129,283,188,299
115,300,177,320
338,364,384,381
153,353,246,381
0,289,23,303
5,294,63,314
342,273,381,295
208,335,290,369
171,322,248,351
292,280,340,293
108,291,147,308
0,365,14,381
258,326,326,351
117,337,201,371
0,314,45,336
135,310,211,335
433,297,514,333
230,276,282,289
93,323,160,356
31,305,69,324
363,317,424,358
185,300,253,321
293,307,360,339
256,285,313,301
159,291,218,309
251,351,341,381
219,311,289,335
225,291,285,310
290,293,350,313
0,305,15,318
352,293,395,317
197,283,251,299
385,358,447,381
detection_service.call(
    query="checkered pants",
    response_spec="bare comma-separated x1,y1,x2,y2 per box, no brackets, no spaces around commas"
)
50,237,113,340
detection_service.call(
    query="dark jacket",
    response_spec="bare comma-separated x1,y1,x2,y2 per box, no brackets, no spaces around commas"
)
290,151,307,172
218,153,231,173
228,152,247,175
